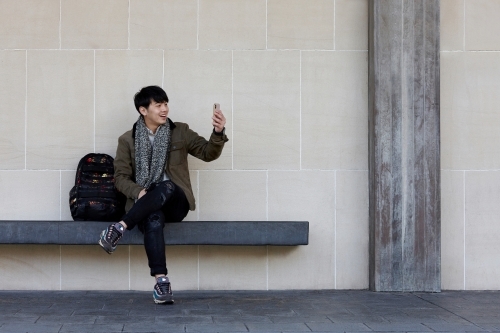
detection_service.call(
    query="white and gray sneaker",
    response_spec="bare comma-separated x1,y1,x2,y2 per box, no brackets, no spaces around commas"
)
98,223,124,254
153,276,174,304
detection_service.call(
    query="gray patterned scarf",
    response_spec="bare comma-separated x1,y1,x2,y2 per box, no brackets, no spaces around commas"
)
134,116,171,189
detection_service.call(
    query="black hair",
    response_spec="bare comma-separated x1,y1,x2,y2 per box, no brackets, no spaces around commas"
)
133,86,169,112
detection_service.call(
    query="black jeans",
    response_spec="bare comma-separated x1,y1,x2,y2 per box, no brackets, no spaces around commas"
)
122,180,189,276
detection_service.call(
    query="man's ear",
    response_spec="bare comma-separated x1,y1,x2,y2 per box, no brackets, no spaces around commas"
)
139,106,147,116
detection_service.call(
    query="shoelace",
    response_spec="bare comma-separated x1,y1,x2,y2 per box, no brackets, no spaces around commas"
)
155,281,171,295
106,226,123,246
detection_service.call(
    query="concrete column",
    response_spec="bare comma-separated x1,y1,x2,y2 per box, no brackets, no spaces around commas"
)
368,0,440,292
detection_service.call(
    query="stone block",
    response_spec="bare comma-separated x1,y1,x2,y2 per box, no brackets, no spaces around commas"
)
0,0,59,49
95,50,164,155
335,170,369,289
0,51,26,169
61,0,128,49
130,0,197,49
198,246,267,290
441,52,500,170
0,171,60,220
440,0,464,51
301,51,368,170
0,245,60,290
61,245,129,290
198,0,266,50
441,170,465,290
335,0,369,50
267,0,334,50
465,0,500,51
198,171,266,220
465,171,500,289
233,51,300,170
163,50,232,170
268,170,335,289
26,51,94,170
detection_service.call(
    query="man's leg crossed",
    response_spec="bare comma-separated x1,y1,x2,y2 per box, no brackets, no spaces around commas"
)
98,180,176,254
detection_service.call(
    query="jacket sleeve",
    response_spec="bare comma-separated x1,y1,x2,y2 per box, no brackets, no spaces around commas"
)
114,135,143,200
185,125,229,162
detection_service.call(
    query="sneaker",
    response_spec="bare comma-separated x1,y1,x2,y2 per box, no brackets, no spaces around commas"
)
98,223,124,254
153,276,174,304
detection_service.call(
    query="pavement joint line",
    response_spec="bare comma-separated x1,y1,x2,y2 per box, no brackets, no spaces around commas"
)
413,292,484,329
421,321,435,331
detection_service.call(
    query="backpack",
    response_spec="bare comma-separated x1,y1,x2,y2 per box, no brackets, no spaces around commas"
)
69,153,126,221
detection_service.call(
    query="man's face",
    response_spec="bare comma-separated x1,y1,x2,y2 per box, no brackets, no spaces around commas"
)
140,99,169,131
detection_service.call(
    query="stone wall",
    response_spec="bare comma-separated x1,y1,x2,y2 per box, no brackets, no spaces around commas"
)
2,0,498,292
0,0,369,290
441,0,500,290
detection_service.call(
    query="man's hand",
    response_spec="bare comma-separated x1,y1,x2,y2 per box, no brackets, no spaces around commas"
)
138,189,147,199
212,110,226,133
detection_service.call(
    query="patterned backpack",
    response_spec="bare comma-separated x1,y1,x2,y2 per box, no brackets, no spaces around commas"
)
69,153,126,221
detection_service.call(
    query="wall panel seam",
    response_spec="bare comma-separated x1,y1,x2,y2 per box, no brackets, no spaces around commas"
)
463,0,466,51
59,246,62,290
127,0,130,50
265,49,367,52
333,0,336,50
93,50,96,153
197,171,200,221
299,50,302,170
59,171,62,221
197,0,200,50
266,246,269,291
193,169,370,172
265,0,268,50
0,48,373,52
266,170,269,222
197,245,200,290
441,169,500,172
463,170,466,290
3,169,78,172
334,170,337,289
128,245,131,290
0,170,70,172
25,50,27,170
401,0,405,290
59,0,62,49
231,50,234,170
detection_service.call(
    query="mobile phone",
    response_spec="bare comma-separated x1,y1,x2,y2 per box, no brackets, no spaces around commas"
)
213,103,220,114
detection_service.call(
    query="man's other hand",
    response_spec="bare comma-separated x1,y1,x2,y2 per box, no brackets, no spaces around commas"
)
212,110,226,133
138,189,147,199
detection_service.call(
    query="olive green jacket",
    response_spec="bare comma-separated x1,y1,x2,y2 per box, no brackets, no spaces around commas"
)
114,118,228,212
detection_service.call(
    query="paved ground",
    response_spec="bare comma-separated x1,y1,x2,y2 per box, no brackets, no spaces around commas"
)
0,290,499,333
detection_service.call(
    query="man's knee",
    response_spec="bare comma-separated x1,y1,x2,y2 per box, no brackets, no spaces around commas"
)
144,211,165,232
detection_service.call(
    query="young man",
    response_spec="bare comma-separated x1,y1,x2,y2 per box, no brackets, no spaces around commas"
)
98,86,227,304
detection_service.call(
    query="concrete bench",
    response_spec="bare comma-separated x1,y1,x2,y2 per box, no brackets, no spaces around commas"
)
0,221,309,246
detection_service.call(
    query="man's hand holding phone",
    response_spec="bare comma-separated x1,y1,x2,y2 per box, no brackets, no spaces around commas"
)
212,103,226,133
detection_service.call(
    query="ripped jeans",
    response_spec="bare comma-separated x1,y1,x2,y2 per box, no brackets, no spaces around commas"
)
122,180,189,276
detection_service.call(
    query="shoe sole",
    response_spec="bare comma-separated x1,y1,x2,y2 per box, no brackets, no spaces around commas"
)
98,237,114,255
154,297,174,305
